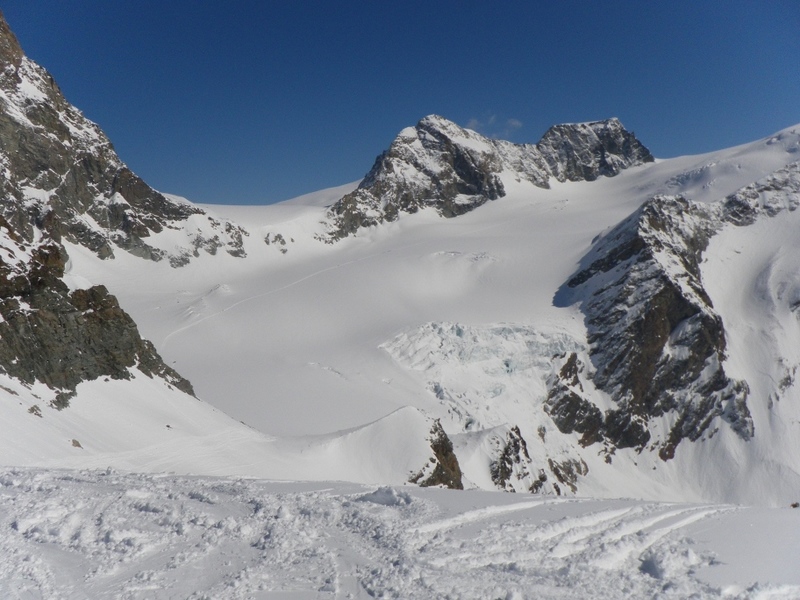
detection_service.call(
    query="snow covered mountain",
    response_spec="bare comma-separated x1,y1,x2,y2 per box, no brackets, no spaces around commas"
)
323,114,652,240
5,11,800,597
0,14,245,266
2,8,800,513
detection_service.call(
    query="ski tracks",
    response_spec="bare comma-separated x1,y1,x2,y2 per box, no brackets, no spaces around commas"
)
404,499,735,599
0,469,774,599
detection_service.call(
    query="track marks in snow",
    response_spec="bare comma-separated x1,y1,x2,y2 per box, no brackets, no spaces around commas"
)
2,468,794,599
411,500,730,589
547,505,728,568
415,498,555,534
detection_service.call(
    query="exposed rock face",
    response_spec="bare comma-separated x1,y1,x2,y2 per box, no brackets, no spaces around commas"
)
323,115,653,240
547,457,589,495
0,218,193,406
0,11,245,263
409,419,463,489
489,426,554,494
544,353,604,448
552,194,752,459
548,162,800,460
536,119,653,182
0,11,195,405
722,160,800,224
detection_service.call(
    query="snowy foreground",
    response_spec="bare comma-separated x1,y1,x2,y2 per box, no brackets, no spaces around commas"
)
1,468,799,600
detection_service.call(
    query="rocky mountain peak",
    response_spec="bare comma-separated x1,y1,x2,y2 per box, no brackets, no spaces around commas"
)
0,10,23,70
0,12,248,266
537,118,654,182
322,115,653,241
414,114,483,143
0,13,196,408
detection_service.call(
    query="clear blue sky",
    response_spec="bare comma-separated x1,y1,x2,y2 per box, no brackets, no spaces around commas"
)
3,1,798,205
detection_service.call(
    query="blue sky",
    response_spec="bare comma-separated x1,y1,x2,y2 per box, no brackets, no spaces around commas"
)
3,1,799,205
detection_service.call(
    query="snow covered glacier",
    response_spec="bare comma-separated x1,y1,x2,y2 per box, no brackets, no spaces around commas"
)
3,8,800,597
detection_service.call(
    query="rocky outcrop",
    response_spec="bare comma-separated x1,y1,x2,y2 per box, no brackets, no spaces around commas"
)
0,10,244,264
409,419,463,489
548,167,800,460
489,426,554,494
323,115,653,240
544,353,605,447
721,161,800,224
0,218,193,407
553,194,753,459
547,458,589,495
0,11,195,406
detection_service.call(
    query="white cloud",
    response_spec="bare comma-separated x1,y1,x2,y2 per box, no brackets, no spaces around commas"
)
465,115,524,140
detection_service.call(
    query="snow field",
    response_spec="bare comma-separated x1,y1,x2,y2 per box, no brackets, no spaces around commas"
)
2,468,799,599
41,123,800,507
5,30,800,595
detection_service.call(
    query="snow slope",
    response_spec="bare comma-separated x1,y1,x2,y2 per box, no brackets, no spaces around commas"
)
0,366,458,489
3,113,800,597
2,468,799,599
3,8,800,594
38,121,800,505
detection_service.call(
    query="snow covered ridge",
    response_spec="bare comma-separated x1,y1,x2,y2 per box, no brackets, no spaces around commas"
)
0,13,245,267
550,162,800,461
322,114,653,240
2,468,800,599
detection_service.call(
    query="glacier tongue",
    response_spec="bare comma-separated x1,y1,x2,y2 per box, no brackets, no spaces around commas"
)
381,321,583,433
382,322,592,494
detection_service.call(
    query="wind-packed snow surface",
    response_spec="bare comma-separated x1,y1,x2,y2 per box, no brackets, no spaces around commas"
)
2,468,800,599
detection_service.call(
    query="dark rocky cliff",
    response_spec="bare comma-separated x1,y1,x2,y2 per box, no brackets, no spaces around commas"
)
549,195,753,460
409,419,464,489
548,162,800,461
0,216,193,407
0,11,193,405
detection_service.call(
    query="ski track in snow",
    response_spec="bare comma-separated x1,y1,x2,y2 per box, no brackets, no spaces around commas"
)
2,468,797,599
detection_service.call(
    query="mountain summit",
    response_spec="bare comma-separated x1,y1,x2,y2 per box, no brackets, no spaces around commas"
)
323,114,653,240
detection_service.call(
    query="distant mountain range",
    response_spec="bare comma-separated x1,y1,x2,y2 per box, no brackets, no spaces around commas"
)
2,9,800,506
